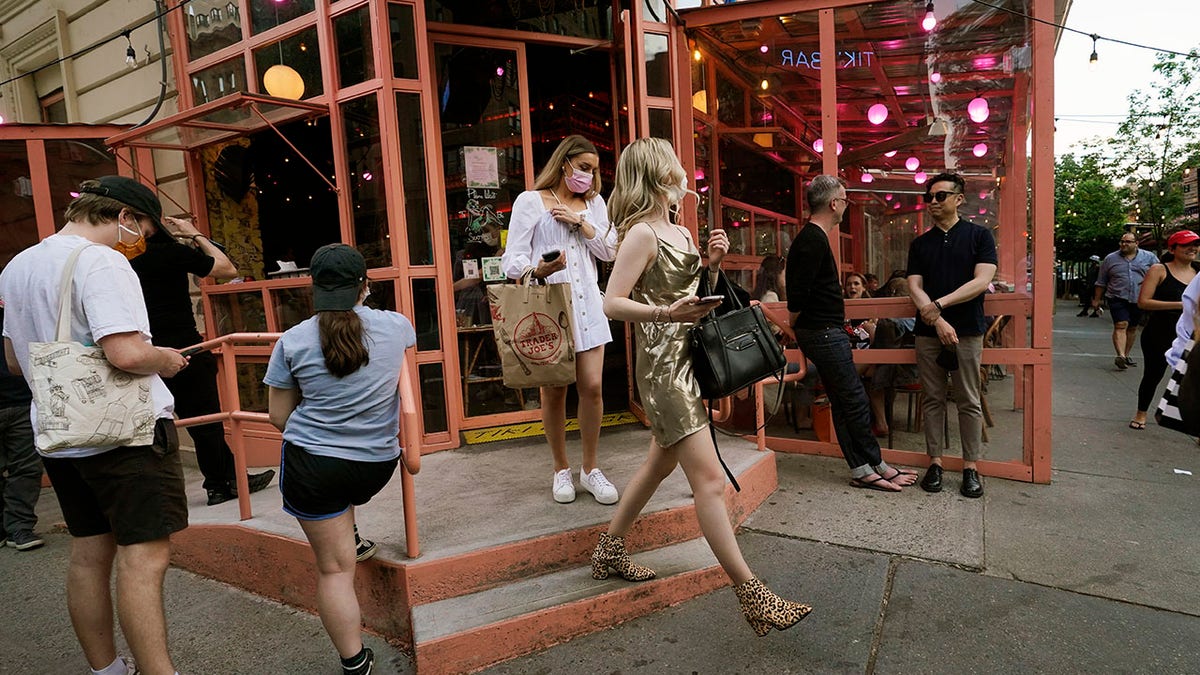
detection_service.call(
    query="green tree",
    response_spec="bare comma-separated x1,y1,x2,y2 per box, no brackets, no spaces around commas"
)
1055,153,1127,262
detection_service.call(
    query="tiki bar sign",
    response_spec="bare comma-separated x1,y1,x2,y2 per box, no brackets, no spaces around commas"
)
776,49,876,69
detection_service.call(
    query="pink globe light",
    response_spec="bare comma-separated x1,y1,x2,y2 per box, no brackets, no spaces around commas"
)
835,142,843,155
979,190,990,199
759,44,769,54
893,202,902,210
922,8,937,31
884,150,898,158
968,95,990,123
884,193,894,201
979,207,988,215
496,66,505,77
973,143,988,157
362,171,373,181
914,171,928,184
867,103,888,125
695,168,706,181
861,172,875,184
813,139,823,153
69,191,80,198
905,157,920,172
929,71,942,84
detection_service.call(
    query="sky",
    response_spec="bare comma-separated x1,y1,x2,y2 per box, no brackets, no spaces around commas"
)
1053,0,1200,156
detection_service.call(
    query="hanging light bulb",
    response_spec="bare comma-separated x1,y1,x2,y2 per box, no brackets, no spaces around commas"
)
760,77,769,91
922,2,937,31
861,171,875,184
905,157,920,171
867,102,888,125
914,171,928,184
968,95,990,123
813,139,823,153
263,64,305,100
123,31,136,68
693,48,702,62
1088,35,1099,72
759,44,769,54
884,150,898,158
929,71,942,84
973,143,988,157
884,193,893,201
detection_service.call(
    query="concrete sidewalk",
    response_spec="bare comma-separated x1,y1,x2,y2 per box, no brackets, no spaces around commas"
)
2,300,1198,673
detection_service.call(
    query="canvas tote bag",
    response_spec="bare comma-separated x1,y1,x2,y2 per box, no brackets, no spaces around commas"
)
29,244,156,453
486,271,577,389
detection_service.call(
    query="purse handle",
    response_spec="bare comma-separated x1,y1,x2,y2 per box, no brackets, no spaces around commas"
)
701,267,743,315
55,244,99,342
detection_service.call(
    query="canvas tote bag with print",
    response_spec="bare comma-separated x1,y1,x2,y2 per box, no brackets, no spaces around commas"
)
29,244,156,453
487,271,577,389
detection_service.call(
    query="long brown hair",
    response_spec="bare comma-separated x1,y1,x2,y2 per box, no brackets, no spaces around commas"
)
319,307,369,378
533,135,601,199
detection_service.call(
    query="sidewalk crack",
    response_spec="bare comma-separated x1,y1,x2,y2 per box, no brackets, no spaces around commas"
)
865,557,899,675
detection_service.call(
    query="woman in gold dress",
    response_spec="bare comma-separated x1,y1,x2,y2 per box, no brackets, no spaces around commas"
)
590,138,811,635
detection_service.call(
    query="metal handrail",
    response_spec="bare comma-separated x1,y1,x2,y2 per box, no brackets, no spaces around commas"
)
174,332,422,558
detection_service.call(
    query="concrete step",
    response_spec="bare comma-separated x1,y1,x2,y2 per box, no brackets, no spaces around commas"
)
411,537,727,674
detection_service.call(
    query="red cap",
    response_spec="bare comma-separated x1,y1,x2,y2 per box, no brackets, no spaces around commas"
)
1167,230,1200,247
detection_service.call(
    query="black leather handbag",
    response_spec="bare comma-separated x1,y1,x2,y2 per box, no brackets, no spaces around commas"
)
689,270,787,400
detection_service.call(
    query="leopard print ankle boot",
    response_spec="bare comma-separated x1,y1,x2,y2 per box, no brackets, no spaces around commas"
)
733,577,812,636
590,532,656,581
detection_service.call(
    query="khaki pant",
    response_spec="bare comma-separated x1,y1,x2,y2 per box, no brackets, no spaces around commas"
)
915,335,984,461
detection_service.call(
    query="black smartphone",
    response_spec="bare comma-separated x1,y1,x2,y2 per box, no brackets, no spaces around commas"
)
698,295,724,304
180,346,207,358
541,250,561,262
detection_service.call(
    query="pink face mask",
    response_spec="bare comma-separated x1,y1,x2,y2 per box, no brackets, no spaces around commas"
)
564,160,593,194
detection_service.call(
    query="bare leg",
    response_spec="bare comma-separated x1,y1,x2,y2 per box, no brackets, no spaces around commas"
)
298,509,362,659
67,534,118,670
575,347,605,473
607,438,678,537
1113,321,1129,358
868,388,888,434
540,385,569,471
114,539,175,675
674,430,754,584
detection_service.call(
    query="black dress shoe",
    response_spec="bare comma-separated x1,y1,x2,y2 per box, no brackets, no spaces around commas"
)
960,468,983,498
920,464,943,493
206,470,276,506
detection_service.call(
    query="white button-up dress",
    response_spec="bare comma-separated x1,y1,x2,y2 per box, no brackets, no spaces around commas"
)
501,190,617,353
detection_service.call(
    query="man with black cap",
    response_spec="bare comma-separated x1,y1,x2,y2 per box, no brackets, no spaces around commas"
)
123,181,275,505
0,175,189,675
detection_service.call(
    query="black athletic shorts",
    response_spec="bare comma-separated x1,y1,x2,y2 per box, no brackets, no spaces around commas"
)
279,441,398,521
42,418,188,546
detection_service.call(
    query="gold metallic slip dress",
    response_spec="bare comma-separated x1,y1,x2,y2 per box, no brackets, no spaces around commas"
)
631,231,709,448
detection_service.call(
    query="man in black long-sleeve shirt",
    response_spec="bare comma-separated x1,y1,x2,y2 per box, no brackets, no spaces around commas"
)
786,175,917,491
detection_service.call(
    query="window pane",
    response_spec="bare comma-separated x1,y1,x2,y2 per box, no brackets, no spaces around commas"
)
44,140,118,227
272,286,313,331
341,94,390,268
426,0,610,40
0,141,41,267
335,5,375,88
42,97,67,123
250,0,315,35
643,0,667,22
648,108,672,144
236,361,269,412
192,58,247,104
755,218,779,256
211,292,268,336
396,92,433,265
365,278,397,311
389,4,419,79
418,362,448,433
253,27,322,99
644,33,670,98
185,0,243,61
411,277,440,351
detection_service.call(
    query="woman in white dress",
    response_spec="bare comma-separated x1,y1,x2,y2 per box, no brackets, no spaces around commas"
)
501,135,620,505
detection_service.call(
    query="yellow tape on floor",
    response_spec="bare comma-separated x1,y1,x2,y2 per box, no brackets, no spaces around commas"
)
463,411,640,445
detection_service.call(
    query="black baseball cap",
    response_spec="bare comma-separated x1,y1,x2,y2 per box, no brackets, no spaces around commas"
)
311,244,367,311
78,175,164,230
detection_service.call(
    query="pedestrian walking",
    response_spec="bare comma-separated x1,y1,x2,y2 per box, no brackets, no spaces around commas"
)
0,304,43,552
1092,233,1158,369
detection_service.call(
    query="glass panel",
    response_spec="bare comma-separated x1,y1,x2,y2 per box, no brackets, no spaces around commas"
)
643,0,667,22
425,0,611,40
389,4,419,79
722,205,750,255
250,0,315,35
396,92,433,265
335,5,374,88
236,361,269,412
192,58,247,104
644,33,670,98
253,27,323,99
412,277,441,351
716,72,744,126
0,141,40,267
185,0,243,61
211,292,268,336
694,121,712,245
272,286,313,331
341,94,390,267
648,108,673,144
755,218,779,256
527,44,615,191
365,278,397,311
418,362,448,434
43,140,117,227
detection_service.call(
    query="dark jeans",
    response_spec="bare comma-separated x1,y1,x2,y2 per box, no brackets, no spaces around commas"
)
163,351,234,490
795,326,882,476
0,405,41,534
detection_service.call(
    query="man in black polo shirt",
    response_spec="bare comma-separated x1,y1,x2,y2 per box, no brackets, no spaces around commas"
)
128,211,275,505
906,172,997,498
786,175,918,492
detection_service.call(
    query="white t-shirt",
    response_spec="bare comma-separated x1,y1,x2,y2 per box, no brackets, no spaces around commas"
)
0,233,175,458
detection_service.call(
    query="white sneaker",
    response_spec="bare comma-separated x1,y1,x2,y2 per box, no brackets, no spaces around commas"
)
552,468,576,503
579,468,619,505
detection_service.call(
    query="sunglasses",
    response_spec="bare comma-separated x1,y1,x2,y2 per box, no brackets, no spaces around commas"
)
922,190,961,204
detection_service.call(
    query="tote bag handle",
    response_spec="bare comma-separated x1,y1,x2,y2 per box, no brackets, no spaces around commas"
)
54,244,98,342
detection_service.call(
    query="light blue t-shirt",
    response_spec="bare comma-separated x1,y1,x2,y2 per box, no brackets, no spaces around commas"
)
264,306,416,462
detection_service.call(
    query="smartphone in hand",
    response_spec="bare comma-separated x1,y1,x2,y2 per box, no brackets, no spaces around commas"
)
180,346,207,358
541,250,561,262
698,295,724,304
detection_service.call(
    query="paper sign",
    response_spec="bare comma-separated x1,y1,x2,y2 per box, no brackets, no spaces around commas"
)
464,146,500,189
462,259,480,280
481,256,504,282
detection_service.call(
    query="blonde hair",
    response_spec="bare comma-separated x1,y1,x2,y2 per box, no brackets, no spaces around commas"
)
533,135,601,199
608,138,688,245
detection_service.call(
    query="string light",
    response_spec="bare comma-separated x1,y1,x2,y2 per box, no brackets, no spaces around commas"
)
922,2,937,31
693,48,702,62
968,94,990,123
1089,34,1099,71
867,102,888,125
905,157,920,171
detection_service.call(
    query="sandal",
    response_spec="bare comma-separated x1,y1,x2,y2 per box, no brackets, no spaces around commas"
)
1128,420,1146,430
849,475,901,492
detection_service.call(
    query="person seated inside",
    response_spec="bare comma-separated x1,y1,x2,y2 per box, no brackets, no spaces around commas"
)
865,277,920,438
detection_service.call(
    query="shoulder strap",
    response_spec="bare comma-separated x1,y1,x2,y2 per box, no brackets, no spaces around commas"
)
55,244,97,342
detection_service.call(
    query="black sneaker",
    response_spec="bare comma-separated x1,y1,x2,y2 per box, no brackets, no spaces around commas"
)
206,470,276,506
355,531,378,563
1125,356,1137,367
6,529,45,551
920,464,943,493
1114,356,1128,371
343,647,374,675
